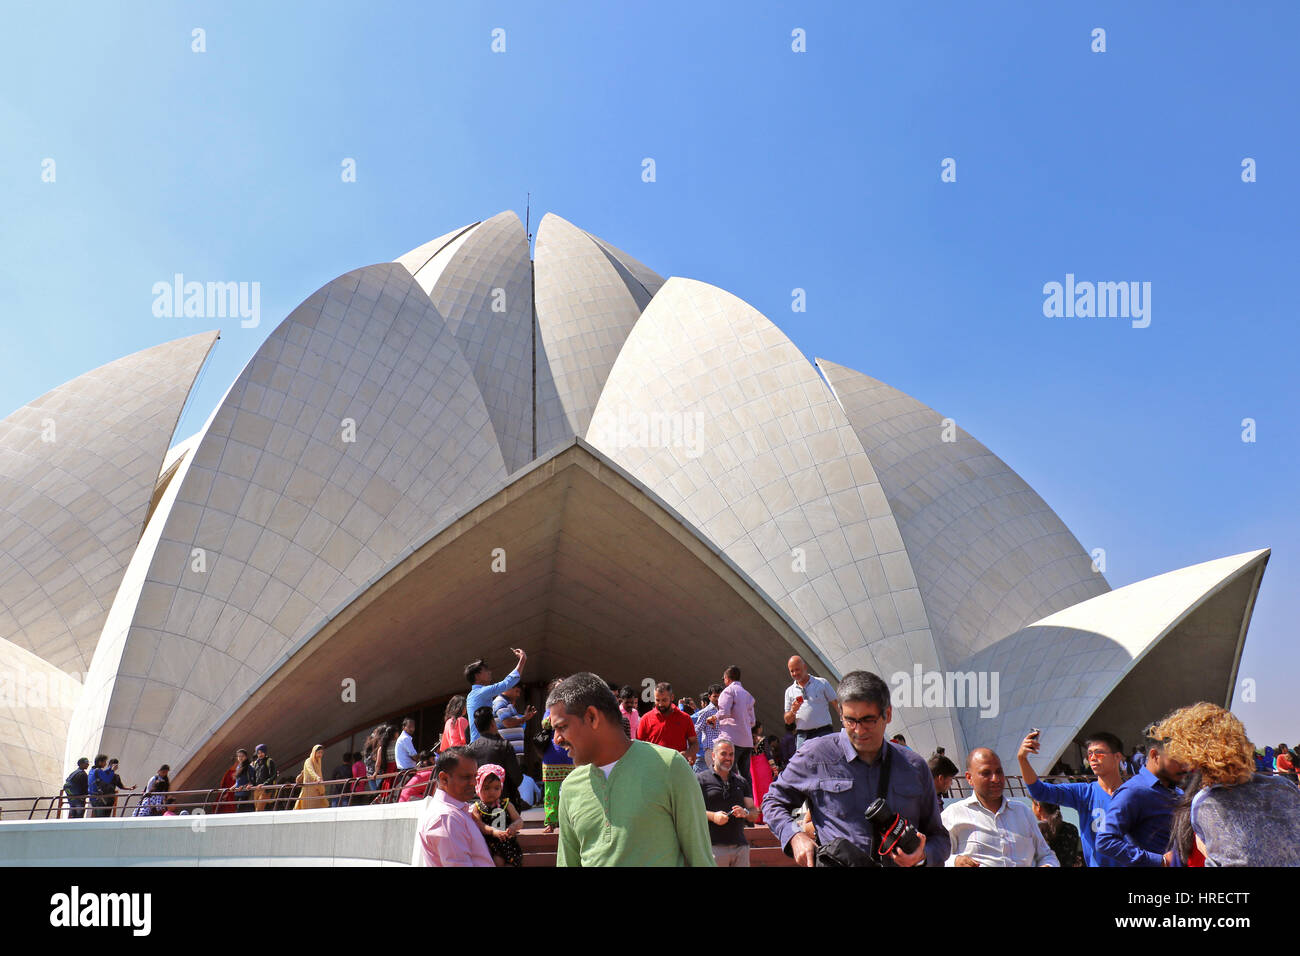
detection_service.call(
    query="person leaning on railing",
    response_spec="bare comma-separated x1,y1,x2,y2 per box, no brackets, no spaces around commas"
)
250,744,278,811
133,766,171,817
62,757,90,819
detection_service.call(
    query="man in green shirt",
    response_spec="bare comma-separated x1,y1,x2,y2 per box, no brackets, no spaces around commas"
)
547,672,716,867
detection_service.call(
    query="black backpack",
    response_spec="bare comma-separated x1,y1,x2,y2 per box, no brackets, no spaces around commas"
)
63,769,87,796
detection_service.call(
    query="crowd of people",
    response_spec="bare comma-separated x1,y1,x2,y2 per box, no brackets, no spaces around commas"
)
413,652,1300,867
59,646,1300,868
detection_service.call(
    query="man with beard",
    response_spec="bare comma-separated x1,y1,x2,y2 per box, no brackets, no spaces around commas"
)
636,681,699,766
1095,722,1187,866
548,672,714,866
697,738,757,866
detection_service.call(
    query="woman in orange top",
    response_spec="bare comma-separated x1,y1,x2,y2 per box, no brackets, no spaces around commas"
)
440,695,469,750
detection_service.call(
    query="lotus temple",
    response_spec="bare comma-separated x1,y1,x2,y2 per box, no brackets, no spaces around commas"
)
0,210,1269,806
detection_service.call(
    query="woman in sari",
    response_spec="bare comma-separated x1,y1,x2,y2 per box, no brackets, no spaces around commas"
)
399,751,436,802
293,745,329,810
370,725,396,799
216,761,238,813
750,735,777,825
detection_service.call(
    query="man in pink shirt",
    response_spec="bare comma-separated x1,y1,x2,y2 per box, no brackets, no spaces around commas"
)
618,685,641,739
414,747,494,867
716,665,756,782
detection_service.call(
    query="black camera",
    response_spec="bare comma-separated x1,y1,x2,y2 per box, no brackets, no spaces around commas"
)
864,797,920,857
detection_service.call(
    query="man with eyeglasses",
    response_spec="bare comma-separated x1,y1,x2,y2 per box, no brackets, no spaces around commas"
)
1017,728,1125,867
761,670,949,867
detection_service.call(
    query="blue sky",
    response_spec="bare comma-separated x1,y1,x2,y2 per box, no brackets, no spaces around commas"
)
2,2,1295,746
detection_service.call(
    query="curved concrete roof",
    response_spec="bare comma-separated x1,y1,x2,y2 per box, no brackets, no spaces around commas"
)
817,359,1109,672
397,211,535,473
0,332,218,675
66,264,507,778
534,212,664,459
173,440,838,788
589,277,958,755
0,636,82,797
961,549,1268,771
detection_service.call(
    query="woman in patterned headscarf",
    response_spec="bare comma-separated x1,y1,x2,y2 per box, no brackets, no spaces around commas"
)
294,745,328,810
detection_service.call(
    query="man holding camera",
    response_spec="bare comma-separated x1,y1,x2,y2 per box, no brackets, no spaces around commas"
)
761,670,949,867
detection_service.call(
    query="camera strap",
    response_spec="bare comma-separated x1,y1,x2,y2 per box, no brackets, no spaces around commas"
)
868,743,893,864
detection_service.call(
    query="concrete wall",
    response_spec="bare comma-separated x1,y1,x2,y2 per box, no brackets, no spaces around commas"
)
0,799,423,866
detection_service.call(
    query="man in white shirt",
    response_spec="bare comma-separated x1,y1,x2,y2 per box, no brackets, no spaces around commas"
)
942,748,1059,867
783,655,841,750
414,748,495,867
395,717,418,771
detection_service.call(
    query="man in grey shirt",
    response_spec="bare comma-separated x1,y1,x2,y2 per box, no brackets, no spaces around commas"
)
783,655,841,749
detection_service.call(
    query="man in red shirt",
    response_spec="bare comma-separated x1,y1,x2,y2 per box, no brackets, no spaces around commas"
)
637,682,699,765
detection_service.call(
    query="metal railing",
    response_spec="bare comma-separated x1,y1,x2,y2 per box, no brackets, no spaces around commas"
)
0,767,437,821
6,766,1292,821
944,773,1094,800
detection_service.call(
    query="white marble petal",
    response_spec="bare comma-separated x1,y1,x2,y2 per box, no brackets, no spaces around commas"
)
0,332,218,675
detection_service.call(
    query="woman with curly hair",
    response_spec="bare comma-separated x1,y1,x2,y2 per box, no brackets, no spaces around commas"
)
1151,702,1300,866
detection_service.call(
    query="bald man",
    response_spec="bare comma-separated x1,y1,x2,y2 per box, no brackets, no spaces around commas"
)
941,748,1059,867
783,656,840,750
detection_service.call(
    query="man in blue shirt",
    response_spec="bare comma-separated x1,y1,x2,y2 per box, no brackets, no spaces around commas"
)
493,685,536,759
465,648,527,742
87,754,116,818
762,670,949,867
1096,726,1186,866
1018,729,1125,866
693,684,723,772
